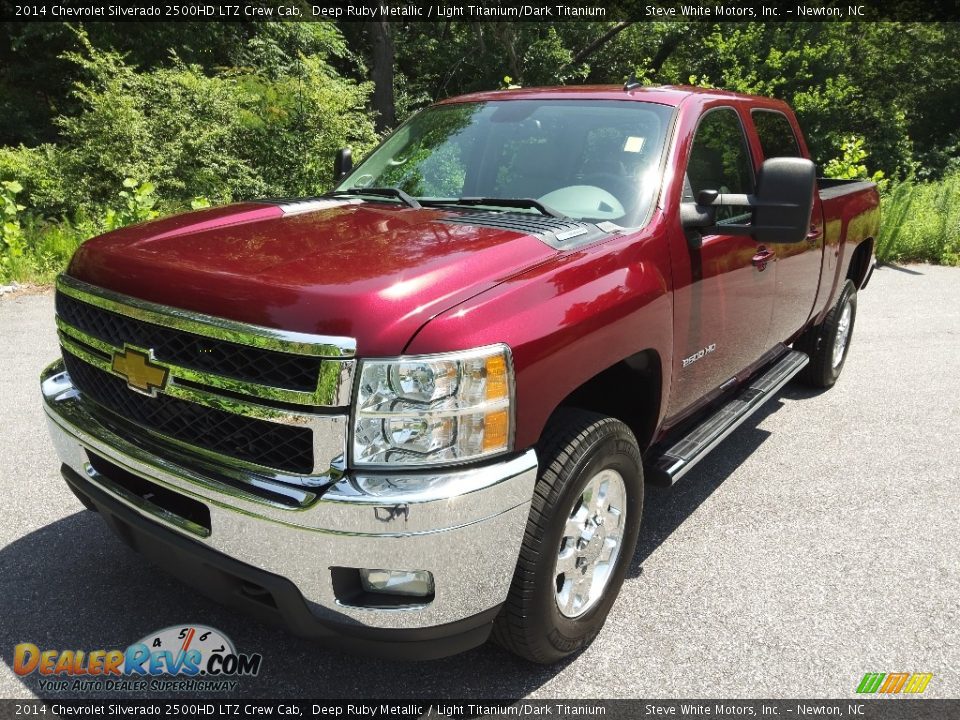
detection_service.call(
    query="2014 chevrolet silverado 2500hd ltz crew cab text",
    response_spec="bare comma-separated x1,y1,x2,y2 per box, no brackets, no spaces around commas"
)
40,85,879,663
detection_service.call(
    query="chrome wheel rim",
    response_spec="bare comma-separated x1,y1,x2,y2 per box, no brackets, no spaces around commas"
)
832,301,852,369
554,468,627,618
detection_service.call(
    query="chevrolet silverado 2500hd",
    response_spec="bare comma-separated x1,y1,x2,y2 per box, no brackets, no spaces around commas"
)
41,85,879,663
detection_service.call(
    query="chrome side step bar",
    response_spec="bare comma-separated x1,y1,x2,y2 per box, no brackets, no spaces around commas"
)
646,349,809,486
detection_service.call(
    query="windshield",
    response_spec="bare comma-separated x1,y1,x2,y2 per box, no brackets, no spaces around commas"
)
336,99,675,226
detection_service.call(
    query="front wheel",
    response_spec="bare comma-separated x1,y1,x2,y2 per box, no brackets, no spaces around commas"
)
492,409,643,664
795,279,858,388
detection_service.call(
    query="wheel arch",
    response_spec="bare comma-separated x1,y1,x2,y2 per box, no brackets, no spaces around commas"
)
542,349,663,454
846,237,875,289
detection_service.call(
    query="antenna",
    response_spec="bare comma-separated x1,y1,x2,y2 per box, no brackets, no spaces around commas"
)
624,73,641,91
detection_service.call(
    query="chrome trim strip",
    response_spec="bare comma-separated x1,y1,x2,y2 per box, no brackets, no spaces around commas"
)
56,274,356,358
278,198,362,215
56,318,354,408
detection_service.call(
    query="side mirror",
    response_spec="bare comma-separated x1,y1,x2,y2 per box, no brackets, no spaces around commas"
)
334,148,353,183
752,157,816,243
681,157,816,244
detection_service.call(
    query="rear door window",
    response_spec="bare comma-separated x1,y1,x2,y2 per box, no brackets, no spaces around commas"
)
752,110,802,160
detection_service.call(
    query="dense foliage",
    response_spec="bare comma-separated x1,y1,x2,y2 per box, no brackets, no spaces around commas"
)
1,24,377,217
0,20,958,281
367,21,960,180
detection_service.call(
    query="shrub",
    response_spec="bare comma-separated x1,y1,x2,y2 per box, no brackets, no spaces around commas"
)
0,178,221,283
877,173,960,265
0,145,68,218
0,26,379,282
822,135,888,193
56,32,377,212
102,179,160,232
1,180,26,273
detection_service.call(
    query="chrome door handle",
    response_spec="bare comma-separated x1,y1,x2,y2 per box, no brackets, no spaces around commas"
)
752,247,775,271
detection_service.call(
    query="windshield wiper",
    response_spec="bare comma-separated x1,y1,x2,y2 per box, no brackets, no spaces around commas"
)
327,187,421,209
328,190,569,219
420,197,568,219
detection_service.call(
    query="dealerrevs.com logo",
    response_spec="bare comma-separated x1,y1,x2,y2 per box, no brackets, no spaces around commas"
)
13,625,262,693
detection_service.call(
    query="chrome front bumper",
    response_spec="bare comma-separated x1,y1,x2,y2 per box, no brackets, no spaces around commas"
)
41,359,537,635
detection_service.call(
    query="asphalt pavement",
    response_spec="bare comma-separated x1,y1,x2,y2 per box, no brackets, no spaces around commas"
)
1,264,957,699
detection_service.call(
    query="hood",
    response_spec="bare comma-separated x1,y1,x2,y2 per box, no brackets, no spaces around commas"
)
67,199,558,355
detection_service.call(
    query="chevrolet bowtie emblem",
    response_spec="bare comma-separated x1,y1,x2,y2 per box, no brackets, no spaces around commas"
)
112,346,169,397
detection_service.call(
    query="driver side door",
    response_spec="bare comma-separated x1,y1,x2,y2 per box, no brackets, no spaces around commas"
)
666,106,777,421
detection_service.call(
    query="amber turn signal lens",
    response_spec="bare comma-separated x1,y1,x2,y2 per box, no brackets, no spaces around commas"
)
485,355,509,401
482,408,510,451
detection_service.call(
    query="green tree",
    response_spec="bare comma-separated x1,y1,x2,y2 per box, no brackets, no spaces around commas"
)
15,28,376,215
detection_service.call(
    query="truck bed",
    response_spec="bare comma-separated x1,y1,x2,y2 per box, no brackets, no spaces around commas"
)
818,177,878,201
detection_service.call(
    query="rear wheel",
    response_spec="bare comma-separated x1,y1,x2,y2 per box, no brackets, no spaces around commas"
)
492,409,643,663
795,280,858,388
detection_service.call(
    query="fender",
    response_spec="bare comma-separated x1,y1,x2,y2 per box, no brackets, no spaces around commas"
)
404,225,675,450
813,188,880,324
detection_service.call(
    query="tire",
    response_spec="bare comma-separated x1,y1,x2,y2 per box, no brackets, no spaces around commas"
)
492,409,644,664
795,280,858,388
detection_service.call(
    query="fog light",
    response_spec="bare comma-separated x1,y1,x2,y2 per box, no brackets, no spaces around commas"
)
359,569,434,597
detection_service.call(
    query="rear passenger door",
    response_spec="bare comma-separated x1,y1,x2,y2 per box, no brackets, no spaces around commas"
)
751,109,824,343
667,107,776,420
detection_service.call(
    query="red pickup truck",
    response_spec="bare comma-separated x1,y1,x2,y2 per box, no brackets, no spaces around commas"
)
41,85,879,663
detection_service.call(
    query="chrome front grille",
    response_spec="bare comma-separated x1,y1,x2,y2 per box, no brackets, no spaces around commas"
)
56,292,326,392
62,350,316,474
54,274,355,483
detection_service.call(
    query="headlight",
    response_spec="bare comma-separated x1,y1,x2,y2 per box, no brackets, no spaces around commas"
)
352,344,514,467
